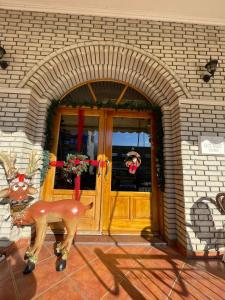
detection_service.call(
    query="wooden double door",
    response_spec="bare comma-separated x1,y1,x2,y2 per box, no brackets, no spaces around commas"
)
43,108,159,235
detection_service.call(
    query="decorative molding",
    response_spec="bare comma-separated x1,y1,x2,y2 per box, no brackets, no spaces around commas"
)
1,2,225,26
18,41,191,107
163,98,225,112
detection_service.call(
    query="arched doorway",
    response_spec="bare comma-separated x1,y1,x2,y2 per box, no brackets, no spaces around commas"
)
18,41,191,242
43,80,159,235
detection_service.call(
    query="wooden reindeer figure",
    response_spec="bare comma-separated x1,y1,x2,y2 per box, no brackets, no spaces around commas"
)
0,152,93,274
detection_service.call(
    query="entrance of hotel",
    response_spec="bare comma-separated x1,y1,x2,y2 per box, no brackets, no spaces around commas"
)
43,81,159,235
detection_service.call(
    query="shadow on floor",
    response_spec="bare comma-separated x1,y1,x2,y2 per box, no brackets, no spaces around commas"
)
1,235,225,299
0,237,37,300
73,241,189,299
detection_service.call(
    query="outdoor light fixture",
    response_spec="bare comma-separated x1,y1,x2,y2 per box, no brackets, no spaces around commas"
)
0,46,9,70
202,58,218,82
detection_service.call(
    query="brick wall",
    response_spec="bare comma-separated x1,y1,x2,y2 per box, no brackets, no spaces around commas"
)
0,9,224,100
0,88,47,167
0,8,225,252
0,88,48,245
162,107,178,241
179,100,225,252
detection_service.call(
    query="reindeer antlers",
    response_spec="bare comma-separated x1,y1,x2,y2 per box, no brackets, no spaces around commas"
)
0,152,18,181
0,151,40,181
25,151,40,178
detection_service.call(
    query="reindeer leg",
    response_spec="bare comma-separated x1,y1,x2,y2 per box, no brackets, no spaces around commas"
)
56,219,77,272
23,218,47,274
24,246,33,260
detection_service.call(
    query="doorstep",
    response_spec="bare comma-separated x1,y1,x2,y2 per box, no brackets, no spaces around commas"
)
45,234,167,246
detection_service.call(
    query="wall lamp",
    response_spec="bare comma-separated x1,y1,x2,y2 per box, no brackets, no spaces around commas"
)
0,47,9,70
202,58,218,82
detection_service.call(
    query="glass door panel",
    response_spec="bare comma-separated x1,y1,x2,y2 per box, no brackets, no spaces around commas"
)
103,113,152,234
54,115,99,190
47,109,104,233
44,108,154,235
111,118,151,192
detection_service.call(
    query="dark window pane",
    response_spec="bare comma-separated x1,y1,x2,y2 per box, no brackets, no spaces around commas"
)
111,117,151,192
91,81,125,103
54,115,99,190
61,85,93,105
122,87,149,106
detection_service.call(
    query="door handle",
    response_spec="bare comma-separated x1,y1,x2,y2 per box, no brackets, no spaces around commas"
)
105,160,110,178
97,160,102,176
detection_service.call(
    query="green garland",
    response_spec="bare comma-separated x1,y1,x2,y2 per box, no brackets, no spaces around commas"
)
63,154,89,177
153,107,164,191
42,99,164,191
40,150,50,184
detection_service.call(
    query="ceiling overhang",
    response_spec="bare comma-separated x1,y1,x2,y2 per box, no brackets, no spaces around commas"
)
0,0,225,26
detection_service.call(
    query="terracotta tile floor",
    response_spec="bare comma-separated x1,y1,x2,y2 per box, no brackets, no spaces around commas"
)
1,241,225,300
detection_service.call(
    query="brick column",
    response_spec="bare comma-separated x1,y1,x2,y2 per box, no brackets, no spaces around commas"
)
0,88,48,247
180,99,225,255
162,106,179,243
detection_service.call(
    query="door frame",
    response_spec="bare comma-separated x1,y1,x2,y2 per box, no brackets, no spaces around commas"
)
41,107,160,235
101,110,159,234
42,107,106,233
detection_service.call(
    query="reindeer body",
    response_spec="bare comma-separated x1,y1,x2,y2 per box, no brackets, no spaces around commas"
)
0,151,93,274
15,199,92,225
19,199,93,274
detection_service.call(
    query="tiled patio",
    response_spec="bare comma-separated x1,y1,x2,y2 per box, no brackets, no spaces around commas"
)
1,238,225,300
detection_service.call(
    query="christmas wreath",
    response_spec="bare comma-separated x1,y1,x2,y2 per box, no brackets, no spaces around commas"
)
124,151,141,174
63,153,89,177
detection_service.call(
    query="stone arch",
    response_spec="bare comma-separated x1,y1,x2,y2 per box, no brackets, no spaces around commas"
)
16,41,188,243
18,41,192,106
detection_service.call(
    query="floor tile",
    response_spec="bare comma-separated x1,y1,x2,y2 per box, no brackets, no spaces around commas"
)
1,241,225,300
14,256,65,300
0,277,18,300
69,258,124,300
35,278,83,300
94,246,150,279
135,255,184,280
65,245,98,275
170,279,211,300
124,269,175,300
102,283,142,300
178,265,225,299
7,246,28,273
36,244,53,263
187,258,225,279
0,259,11,281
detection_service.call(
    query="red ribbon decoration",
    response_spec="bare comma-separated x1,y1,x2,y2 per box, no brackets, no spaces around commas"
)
49,161,65,167
128,164,138,174
49,109,105,202
77,109,84,153
49,160,105,168
74,176,80,201
50,159,105,201
73,109,84,201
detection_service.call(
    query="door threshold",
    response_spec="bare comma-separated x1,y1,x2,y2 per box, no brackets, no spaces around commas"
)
45,234,167,246
74,235,167,246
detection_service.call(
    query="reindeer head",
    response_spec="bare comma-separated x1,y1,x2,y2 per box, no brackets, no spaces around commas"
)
0,151,39,203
